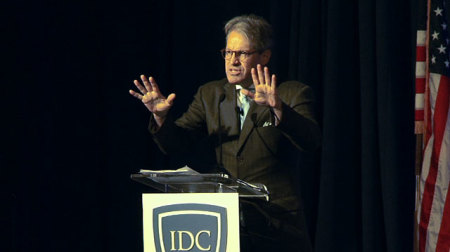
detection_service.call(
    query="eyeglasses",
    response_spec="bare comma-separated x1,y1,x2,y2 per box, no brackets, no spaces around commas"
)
220,49,259,61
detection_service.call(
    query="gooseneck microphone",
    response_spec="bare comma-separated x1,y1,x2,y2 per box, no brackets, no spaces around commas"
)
236,106,244,116
217,93,228,175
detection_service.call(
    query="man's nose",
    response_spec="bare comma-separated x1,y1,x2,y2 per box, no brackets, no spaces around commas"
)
230,53,240,65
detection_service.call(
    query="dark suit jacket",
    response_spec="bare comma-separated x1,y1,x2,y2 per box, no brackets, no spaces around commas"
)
149,78,321,212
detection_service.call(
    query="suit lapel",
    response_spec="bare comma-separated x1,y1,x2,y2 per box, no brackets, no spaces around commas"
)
220,83,240,136
237,101,270,153
220,81,272,154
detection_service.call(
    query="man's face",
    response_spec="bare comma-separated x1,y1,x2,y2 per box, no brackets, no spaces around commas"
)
225,31,268,85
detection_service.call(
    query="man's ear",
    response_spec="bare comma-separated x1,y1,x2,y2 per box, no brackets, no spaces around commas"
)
260,49,272,65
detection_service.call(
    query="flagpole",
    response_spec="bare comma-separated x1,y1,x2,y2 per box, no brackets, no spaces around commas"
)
414,132,423,252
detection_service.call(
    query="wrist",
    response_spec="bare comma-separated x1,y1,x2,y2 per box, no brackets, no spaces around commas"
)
153,113,167,127
272,96,283,111
270,102,283,126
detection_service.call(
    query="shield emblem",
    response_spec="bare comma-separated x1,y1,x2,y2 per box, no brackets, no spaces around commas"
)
153,203,227,252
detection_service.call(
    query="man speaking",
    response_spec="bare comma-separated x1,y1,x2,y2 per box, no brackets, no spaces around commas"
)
130,14,320,251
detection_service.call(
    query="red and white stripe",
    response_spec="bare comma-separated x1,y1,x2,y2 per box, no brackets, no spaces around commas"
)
416,30,427,133
419,72,450,252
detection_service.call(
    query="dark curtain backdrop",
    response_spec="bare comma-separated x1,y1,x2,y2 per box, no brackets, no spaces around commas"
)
3,0,416,251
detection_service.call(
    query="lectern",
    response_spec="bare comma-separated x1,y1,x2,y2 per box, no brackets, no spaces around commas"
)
131,169,269,252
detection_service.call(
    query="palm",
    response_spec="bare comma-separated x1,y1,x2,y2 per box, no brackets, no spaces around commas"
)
254,84,277,107
129,75,176,118
145,96,172,117
250,65,281,109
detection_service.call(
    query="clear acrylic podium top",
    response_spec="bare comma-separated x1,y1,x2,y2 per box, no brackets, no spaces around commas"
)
130,169,269,201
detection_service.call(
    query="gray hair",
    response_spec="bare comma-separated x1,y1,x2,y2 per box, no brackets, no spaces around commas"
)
224,14,273,52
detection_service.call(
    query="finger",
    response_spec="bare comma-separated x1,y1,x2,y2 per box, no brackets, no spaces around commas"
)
149,76,161,94
129,89,143,100
264,67,271,86
140,75,153,92
165,93,176,105
257,64,265,85
134,80,147,94
271,74,277,93
251,68,259,85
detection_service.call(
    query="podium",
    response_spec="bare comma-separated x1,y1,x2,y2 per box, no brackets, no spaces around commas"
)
131,171,269,199
131,170,269,252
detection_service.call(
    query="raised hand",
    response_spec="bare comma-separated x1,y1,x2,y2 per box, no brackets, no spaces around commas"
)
129,75,176,120
243,64,281,110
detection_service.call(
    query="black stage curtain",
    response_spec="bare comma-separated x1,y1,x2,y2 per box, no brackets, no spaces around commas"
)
3,0,415,251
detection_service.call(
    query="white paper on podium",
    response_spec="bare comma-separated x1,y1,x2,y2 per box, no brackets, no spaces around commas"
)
140,165,200,175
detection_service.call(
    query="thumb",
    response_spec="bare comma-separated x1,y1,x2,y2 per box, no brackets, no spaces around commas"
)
241,89,255,100
166,93,176,105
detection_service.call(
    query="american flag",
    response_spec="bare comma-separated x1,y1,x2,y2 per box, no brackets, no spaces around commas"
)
417,0,450,251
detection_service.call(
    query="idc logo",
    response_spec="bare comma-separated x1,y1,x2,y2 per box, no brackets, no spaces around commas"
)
153,204,227,252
